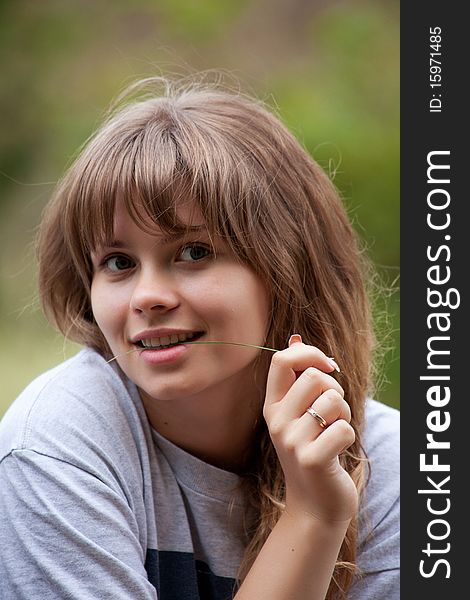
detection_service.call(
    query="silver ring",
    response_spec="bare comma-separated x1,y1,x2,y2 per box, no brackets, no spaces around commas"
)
306,407,327,429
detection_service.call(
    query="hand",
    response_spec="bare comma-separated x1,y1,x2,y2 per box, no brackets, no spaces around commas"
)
263,335,358,524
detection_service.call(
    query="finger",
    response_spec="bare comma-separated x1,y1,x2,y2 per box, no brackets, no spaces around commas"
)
289,335,340,376
265,343,338,407
274,368,344,420
301,420,356,467
296,391,350,441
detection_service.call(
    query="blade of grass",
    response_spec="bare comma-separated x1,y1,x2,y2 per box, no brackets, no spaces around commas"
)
186,340,279,352
106,348,138,363
106,340,280,364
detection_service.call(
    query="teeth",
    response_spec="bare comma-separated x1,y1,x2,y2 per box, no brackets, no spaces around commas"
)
140,332,196,348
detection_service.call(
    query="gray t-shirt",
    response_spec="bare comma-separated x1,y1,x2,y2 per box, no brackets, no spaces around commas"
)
0,348,399,599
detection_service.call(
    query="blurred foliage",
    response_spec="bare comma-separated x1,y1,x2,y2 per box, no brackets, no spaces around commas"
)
0,0,399,416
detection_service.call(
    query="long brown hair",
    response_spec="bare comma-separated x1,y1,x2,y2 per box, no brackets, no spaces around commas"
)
37,77,375,598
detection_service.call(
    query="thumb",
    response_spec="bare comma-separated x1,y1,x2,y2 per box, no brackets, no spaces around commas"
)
289,334,303,379
288,334,303,347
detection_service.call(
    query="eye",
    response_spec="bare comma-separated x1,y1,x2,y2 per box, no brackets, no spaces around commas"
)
179,244,212,262
104,255,135,272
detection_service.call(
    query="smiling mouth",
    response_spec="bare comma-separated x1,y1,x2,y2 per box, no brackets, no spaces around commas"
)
136,331,204,350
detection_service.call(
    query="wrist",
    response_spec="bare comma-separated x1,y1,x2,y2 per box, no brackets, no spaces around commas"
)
281,506,352,536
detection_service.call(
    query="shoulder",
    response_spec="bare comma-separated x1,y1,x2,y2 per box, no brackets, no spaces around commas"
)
0,350,159,599
362,398,399,496
0,349,151,483
362,398,399,485
357,399,400,573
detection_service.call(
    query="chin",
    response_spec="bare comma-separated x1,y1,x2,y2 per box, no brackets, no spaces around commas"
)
138,379,210,403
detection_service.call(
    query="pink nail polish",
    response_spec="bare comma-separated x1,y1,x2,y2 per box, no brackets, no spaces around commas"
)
289,334,302,346
328,357,341,373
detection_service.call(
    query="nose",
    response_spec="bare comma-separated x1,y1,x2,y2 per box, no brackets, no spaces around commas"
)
130,269,180,314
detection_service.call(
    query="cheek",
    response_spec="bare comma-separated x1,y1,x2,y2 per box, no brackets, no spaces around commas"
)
90,281,127,338
244,279,270,334
194,270,269,335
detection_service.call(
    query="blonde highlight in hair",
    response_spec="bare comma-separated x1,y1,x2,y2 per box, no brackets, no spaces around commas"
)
38,76,375,599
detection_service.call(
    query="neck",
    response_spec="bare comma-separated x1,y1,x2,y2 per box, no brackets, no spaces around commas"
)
140,367,264,473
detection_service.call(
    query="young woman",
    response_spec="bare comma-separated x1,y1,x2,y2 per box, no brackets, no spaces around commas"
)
0,78,399,599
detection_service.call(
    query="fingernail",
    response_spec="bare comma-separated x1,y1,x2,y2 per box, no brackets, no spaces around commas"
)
328,357,341,373
288,334,302,346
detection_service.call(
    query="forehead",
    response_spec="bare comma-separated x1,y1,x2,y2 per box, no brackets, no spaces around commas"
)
112,198,206,238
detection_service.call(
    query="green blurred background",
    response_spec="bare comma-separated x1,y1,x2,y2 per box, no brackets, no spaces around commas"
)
0,0,399,416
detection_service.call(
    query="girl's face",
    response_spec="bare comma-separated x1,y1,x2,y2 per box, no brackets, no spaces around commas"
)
90,202,270,404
